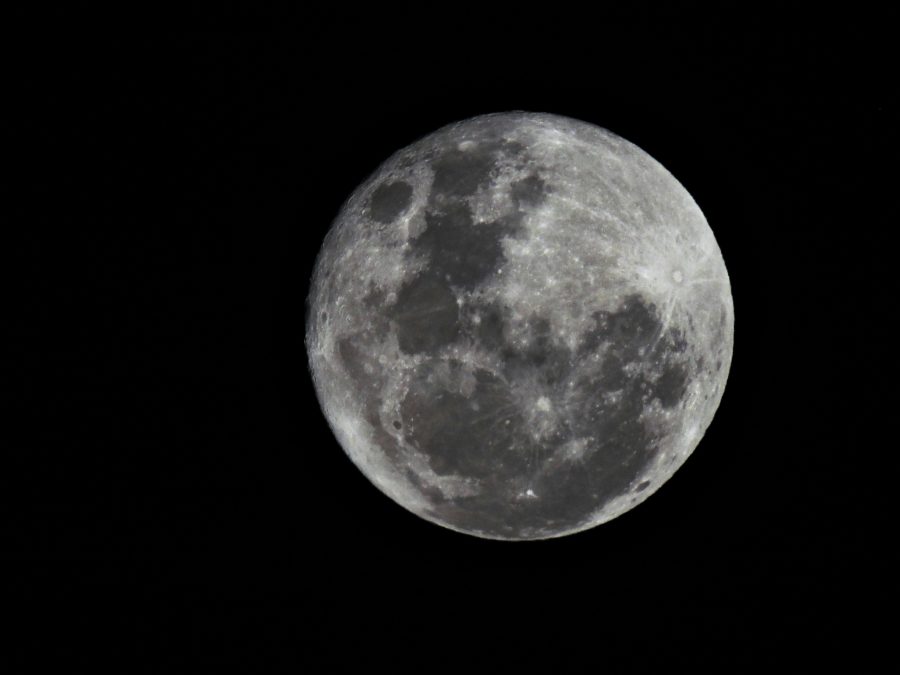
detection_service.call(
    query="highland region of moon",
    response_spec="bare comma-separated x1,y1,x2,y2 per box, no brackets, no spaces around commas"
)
306,112,733,540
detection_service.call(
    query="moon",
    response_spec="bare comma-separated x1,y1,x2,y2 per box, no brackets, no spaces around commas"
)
306,112,733,540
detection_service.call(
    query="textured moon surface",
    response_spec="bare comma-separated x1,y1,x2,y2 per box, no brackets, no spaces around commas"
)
306,112,733,540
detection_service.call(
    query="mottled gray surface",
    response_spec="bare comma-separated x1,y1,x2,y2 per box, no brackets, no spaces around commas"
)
306,112,733,540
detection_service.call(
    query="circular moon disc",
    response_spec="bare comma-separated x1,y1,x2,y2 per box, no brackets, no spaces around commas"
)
306,112,734,540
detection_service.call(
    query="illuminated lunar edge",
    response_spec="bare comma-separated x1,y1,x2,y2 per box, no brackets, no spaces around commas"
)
306,112,733,540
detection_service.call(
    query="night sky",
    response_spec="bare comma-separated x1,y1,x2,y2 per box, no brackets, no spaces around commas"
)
4,8,892,670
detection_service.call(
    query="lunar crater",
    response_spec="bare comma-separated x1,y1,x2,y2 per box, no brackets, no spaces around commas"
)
307,112,733,540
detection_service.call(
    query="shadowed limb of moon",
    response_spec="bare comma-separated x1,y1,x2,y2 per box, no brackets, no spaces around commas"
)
306,111,734,540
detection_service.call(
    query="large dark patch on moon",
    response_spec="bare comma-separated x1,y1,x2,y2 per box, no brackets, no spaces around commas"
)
428,137,525,200
400,361,530,479
390,293,691,538
369,180,412,223
415,203,522,290
387,273,460,355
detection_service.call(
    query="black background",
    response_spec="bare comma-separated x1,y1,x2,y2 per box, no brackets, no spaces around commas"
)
4,8,893,670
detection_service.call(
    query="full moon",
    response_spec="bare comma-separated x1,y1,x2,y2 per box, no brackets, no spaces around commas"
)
306,112,733,540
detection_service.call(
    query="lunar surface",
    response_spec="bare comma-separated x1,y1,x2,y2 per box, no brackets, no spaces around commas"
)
306,112,733,540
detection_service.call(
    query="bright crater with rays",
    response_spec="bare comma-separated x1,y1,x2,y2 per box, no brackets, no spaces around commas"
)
306,112,733,540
